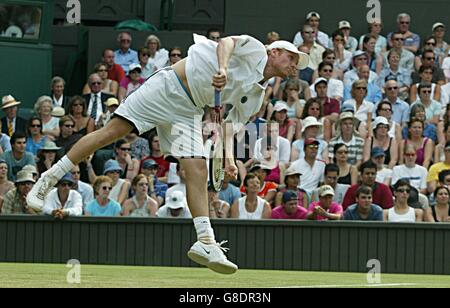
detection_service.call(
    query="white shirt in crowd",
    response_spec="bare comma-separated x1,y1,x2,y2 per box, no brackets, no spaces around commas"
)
43,189,83,217
309,78,344,99
253,136,291,163
290,158,325,194
391,164,428,191
293,31,330,48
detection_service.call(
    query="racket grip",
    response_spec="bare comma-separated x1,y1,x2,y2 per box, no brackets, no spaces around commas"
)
215,90,221,109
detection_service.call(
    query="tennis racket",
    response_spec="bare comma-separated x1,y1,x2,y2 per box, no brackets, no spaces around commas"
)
209,90,225,192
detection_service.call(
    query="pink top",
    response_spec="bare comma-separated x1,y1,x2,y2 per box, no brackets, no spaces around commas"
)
271,206,308,220
307,201,343,221
120,77,145,95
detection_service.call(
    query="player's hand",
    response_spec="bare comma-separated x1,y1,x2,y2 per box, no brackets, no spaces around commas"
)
212,68,228,91
224,160,238,180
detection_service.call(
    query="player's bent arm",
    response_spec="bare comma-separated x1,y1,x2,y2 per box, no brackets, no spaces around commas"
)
217,37,237,73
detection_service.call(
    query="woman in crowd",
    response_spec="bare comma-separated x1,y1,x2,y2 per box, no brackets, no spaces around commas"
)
35,96,60,139
145,34,169,73
403,103,439,144
384,180,423,222
361,35,381,72
275,168,309,209
431,186,450,223
375,101,402,142
82,63,118,97
342,80,373,123
363,116,398,169
333,143,358,186
271,102,296,142
300,98,332,141
410,66,442,103
36,141,61,175
65,96,95,136
122,174,158,217
85,176,121,217
167,47,184,66
118,64,145,102
399,119,434,169
26,117,47,156
231,173,272,220
359,18,387,56
114,139,140,182
138,47,153,79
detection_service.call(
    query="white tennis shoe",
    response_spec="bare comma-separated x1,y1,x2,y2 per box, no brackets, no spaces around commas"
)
26,170,59,211
187,240,238,275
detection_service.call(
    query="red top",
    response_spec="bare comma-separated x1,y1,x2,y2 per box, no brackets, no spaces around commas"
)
241,181,278,198
140,155,170,178
342,183,394,210
323,97,340,116
108,64,126,84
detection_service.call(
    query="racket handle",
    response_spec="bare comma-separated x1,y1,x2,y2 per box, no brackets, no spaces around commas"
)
215,90,221,109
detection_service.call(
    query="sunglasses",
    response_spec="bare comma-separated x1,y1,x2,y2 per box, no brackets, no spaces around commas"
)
356,87,367,90
396,188,411,194
96,69,108,72
322,69,333,73
120,147,131,151
91,82,102,85
307,145,319,149
400,21,410,25
404,153,416,157
421,90,432,94
59,182,73,187
30,124,41,128
102,186,112,191
425,57,436,61
141,54,150,57
394,38,405,41
64,125,75,128
387,87,398,91
170,53,182,57
426,42,437,46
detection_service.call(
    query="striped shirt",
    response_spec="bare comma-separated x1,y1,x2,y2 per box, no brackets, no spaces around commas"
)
328,135,365,165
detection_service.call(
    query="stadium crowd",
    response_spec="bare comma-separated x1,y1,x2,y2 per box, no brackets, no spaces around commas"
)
1,12,450,223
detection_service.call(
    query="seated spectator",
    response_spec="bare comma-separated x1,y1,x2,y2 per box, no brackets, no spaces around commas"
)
332,144,358,186
145,34,169,73
361,34,382,72
343,186,384,221
343,79,374,123
113,139,140,181
342,161,394,210
384,30,415,71
22,165,38,182
377,50,412,100
85,176,121,217
410,83,442,126
43,173,83,218
375,101,403,142
293,12,329,48
114,32,139,75
0,160,14,195
392,144,428,195
276,79,304,119
338,21,358,53
376,80,410,128
231,173,272,219
254,122,291,164
50,76,70,108
0,132,35,182
219,173,241,209
98,98,120,129
35,97,60,140
311,163,350,205
1,170,37,215
431,186,450,223
141,159,167,206
25,117,47,156
427,141,450,194
311,62,344,103
65,96,95,137
82,74,115,127
313,77,340,125
402,103,437,144
271,102,296,142
344,51,378,88
298,46,315,85
388,14,420,54
410,66,442,103
300,98,332,141
82,63,119,97
208,186,230,219
71,164,94,208
329,30,352,73
118,63,145,102
125,133,150,161
140,133,170,180
359,18,387,56
363,117,398,169
276,167,308,209
167,47,184,66
1,95,27,137
307,185,343,221
156,190,192,219
384,180,423,222
254,137,283,184
290,138,326,196
344,66,382,105
432,23,448,66
102,48,126,84
291,116,328,161
138,47,153,79
166,163,187,202
412,49,446,86
241,163,277,205
328,113,365,168
55,115,83,155
122,174,158,217
400,119,435,170
36,141,61,175
272,190,308,220
297,24,326,70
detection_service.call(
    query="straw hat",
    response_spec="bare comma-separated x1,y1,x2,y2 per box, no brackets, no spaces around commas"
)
2,95,21,109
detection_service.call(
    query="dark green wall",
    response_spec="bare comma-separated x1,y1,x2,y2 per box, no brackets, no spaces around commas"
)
1,216,449,275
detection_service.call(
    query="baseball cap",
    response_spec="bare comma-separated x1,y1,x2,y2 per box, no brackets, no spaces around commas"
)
341,103,355,113
273,101,289,113
106,98,120,107
319,185,335,197
267,41,310,70
282,191,298,203
314,77,328,88
128,63,142,74
371,147,386,158
166,191,187,210
304,138,320,148
249,163,271,173
432,22,445,31
352,50,367,59
339,20,352,29
306,11,321,20
58,173,75,185
372,116,390,131
285,167,302,177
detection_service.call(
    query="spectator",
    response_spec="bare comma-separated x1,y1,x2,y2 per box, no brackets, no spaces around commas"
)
359,18,387,56
307,185,343,221
43,173,83,219
377,50,412,100
276,79,304,119
50,76,70,108
298,24,326,70
328,113,365,168
97,98,120,129
0,132,35,181
342,161,394,210
411,83,442,126
124,133,150,161
122,174,158,217
1,95,27,137
113,139,140,181
82,74,115,127
271,102,296,142
313,77,340,124
140,133,170,180
293,11,329,48
36,141,61,175
361,35,381,72
370,147,392,187
118,63,145,102
343,186,384,221
272,190,308,220
318,49,343,80
387,13,421,54
329,30,352,73
406,103,439,144
392,144,428,195
337,20,358,53
166,163,187,201
291,116,328,161
427,141,450,194
344,67,382,104
412,49,446,86
298,45,315,84
311,163,350,205
400,119,434,170
207,28,221,42
71,164,94,208
254,122,291,164
22,165,38,182
375,101,403,142
376,80,410,127
344,51,378,88
55,116,82,155
253,136,283,184
276,167,308,208
290,138,326,195
102,48,126,84
343,79,374,123
414,37,441,71
156,190,192,219
85,176,121,217
1,170,37,215
431,186,450,223
138,47,153,79
0,160,13,195
34,96,60,139
167,47,184,66
141,159,167,206
219,173,241,208
231,173,272,219
145,34,169,73
383,31,415,74
384,180,423,222
363,117,398,169
25,117,47,156
333,143,358,186
208,186,230,219
114,32,139,75
0,121,10,155
65,96,95,137
410,66,442,103
241,163,277,204
432,23,448,65
82,63,118,97
300,98,332,141
98,159,130,205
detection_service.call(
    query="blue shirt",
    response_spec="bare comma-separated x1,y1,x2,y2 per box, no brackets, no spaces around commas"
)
153,176,168,200
114,49,139,75
402,123,437,143
374,99,410,125
85,199,122,217
343,204,384,221
377,68,412,88
0,134,11,153
344,81,383,104
219,183,242,206
26,136,48,156
0,151,36,181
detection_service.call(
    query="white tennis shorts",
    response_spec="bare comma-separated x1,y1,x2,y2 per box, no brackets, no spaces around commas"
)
115,68,205,158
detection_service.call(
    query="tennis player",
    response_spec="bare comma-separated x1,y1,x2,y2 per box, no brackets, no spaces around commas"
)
27,34,309,275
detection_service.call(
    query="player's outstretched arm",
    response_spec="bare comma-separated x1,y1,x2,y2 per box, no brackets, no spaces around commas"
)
213,37,237,91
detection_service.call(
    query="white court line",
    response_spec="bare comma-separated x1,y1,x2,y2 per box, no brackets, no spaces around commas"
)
280,283,418,288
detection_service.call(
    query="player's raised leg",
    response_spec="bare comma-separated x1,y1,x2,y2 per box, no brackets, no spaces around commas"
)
27,118,134,211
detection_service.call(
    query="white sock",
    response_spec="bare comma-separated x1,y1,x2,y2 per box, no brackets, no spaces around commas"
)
193,217,216,245
50,156,75,179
